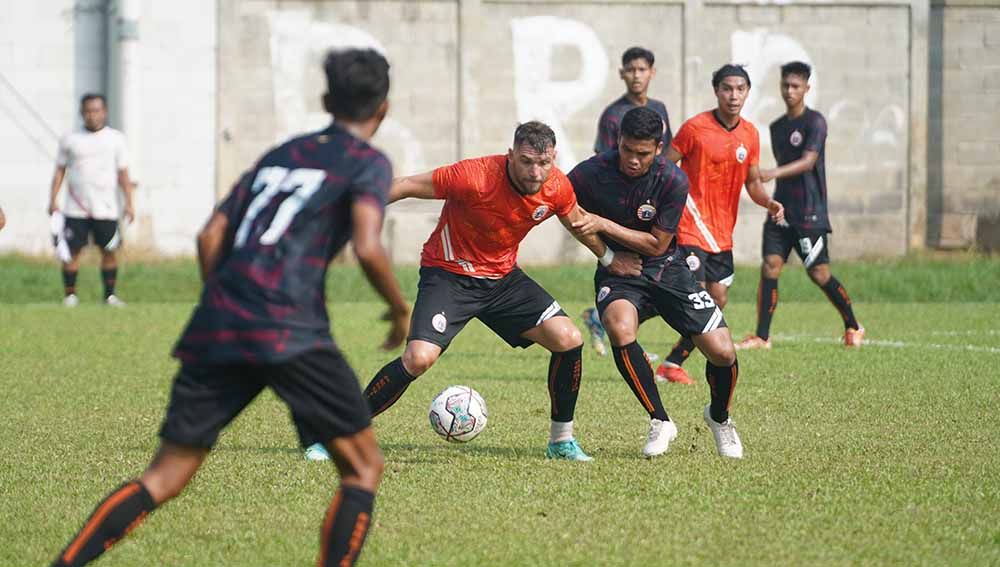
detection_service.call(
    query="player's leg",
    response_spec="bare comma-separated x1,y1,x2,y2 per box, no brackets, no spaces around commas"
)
739,222,795,349
796,232,863,346
93,219,124,306
658,248,707,382
581,306,608,356
60,217,89,307
663,251,734,368
365,339,441,417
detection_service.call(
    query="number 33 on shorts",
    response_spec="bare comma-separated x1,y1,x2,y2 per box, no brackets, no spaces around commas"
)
688,291,715,310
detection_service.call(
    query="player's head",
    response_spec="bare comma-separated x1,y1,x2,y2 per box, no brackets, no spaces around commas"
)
711,64,751,118
617,107,663,178
780,61,811,110
507,121,557,196
620,47,656,96
80,93,107,131
322,48,390,139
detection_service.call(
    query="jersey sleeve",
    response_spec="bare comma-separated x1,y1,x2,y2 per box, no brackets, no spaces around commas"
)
670,120,694,157
349,153,393,210
594,110,619,154
56,136,70,167
567,162,596,213
551,170,578,217
217,171,253,224
805,113,828,153
654,166,689,234
431,157,485,201
115,132,130,170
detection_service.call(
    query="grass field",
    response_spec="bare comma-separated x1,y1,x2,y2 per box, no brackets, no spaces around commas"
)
2,255,999,566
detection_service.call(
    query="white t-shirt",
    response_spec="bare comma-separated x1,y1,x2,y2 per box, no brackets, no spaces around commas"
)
56,127,129,220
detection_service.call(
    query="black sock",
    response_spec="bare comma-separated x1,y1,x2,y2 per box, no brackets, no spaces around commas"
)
364,358,415,417
756,277,779,340
62,270,78,296
665,336,695,366
548,345,582,422
613,342,669,421
101,268,117,299
820,276,859,330
52,481,156,567
318,486,375,567
705,359,739,424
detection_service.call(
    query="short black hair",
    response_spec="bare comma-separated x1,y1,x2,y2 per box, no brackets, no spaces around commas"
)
711,64,751,89
781,61,812,80
622,46,655,68
80,93,106,108
323,48,390,121
513,121,556,153
620,107,664,142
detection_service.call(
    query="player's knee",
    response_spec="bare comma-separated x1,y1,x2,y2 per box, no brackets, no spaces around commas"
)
140,470,188,504
707,344,736,367
762,259,783,279
552,323,583,352
603,318,636,345
402,345,438,377
715,294,728,309
341,446,384,492
807,265,830,285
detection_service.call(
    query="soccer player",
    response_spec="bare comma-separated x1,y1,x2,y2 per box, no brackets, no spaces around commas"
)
569,106,743,459
48,93,135,307
736,61,864,350
362,121,641,462
654,64,784,385
594,46,673,154
50,49,409,567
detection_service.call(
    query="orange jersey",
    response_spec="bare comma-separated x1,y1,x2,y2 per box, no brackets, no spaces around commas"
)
671,111,760,252
422,155,577,278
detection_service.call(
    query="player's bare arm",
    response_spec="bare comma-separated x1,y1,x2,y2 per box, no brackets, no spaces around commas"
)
760,150,819,183
352,198,410,350
573,209,674,258
0,206,6,232
388,171,437,203
195,211,229,282
47,165,66,215
118,167,136,223
664,146,683,164
745,164,784,223
560,206,641,276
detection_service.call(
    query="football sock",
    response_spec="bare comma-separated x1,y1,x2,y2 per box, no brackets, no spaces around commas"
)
705,359,739,424
548,345,582,423
755,277,779,340
549,420,574,444
101,268,117,299
665,336,695,366
318,486,375,567
364,358,415,417
52,481,156,567
820,276,860,330
62,269,78,296
613,342,669,421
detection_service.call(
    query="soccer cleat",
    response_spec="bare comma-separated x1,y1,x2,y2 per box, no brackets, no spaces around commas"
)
735,335,772,350
63,294,79,308
581,308,607,356
654,363,694,385
546,439,593,462
104,294,126,308
844,326,865,348
304,442,331,461
703,405,744,459
643,418,678,458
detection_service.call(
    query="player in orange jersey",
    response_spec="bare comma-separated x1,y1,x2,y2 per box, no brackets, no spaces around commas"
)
362,121,641,461
654,64,784,386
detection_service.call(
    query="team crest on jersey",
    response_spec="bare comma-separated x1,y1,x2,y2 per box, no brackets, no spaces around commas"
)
637,203,657,221
432,312,447,333
790,130,804,147
532,205,549,221
685,254,701,272
597,286,611,303
735,143,748,163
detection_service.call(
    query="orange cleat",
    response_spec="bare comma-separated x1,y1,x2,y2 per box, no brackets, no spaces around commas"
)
654,363,694,385
844,326,865,348
735,334,772,350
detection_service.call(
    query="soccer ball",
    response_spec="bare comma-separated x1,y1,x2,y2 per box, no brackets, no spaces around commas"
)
428,385,488,442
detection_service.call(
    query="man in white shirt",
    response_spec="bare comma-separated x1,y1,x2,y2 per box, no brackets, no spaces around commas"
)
48,94,135,307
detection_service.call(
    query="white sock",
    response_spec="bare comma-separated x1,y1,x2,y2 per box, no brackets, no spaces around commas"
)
550,420,574,443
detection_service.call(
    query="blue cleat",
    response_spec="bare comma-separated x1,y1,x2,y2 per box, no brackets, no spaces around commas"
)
581,308,608,356
546,439,594,462
304,442,331,461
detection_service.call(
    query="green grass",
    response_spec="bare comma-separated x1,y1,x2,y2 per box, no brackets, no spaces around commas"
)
2,256,999,565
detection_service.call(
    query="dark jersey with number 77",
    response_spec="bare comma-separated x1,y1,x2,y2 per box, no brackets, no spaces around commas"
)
173,123,392,364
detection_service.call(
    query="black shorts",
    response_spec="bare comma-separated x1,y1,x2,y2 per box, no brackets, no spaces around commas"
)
64,217,121,253
762,222,831,268
408,266,566,350
678,246,735,286
594,264,727,337
159,348,369,449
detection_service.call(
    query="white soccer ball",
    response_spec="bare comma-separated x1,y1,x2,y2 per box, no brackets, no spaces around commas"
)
428,385,488,443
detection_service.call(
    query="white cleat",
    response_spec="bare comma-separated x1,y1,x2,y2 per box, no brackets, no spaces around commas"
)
703,405,744,459
63,294,79,308
643,418,678,458
104,294,127,308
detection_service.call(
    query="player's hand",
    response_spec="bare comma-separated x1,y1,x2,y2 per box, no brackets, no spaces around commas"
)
47,201,59,216
381,306,410,351
608,251,642,277
124,202,135,224
760,168,777,183
570,211,604,237
767,200,785,224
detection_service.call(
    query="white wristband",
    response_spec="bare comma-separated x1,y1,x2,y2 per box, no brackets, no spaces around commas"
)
599,247,615,267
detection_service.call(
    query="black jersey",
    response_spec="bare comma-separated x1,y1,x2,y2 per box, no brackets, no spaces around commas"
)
594,96,673,154
173,123,392,364
569,150,688,278
769,108,830,231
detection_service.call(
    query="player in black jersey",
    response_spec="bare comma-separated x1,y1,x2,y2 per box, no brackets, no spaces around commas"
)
50,49,410,567
594,46,673,154
735,61,864,351
569,107,744,459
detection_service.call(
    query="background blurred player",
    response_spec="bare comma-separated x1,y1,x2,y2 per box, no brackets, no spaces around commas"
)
594,47,673,154
736,61,864,350
655,64,784,385
50,49,409,567
362,121,641,462
48,94,135,307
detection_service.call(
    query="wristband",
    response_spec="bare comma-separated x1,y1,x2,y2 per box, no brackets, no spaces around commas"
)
599,247,615,267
